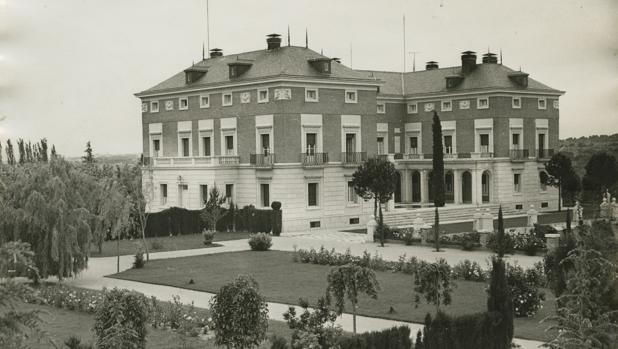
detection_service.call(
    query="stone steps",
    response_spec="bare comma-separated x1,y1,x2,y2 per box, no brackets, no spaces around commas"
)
383,204,525,228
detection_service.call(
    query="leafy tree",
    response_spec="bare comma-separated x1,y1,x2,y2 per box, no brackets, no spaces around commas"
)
283,297,341,348
413,258,454,313
582,152,618,203
544,153,581,211
210,275,268,349
544,223,577,297
352,157,398,246
83,141,95,164
6,139,15,165
431,111,445,207
326,263,380,334
542,248,618,348
487,257,514,349
201,185,226,231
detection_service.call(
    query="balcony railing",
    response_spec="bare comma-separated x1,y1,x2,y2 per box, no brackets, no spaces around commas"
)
536,149,555,160
510,149,530,161
301,152,329,166
393,153,404,160
217,156,240,165
142,156,214,167
406,153,422,160
250,153,276,167
342,152,367,165
458,152,472,159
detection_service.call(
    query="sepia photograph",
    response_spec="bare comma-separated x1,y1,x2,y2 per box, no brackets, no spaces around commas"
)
1,0,617,348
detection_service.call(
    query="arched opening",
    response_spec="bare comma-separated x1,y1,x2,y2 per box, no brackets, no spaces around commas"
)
394,171,402,203
462,171,472,204
411,171,421,203
427,170,434,203
482,171,491,203
445,171,454,204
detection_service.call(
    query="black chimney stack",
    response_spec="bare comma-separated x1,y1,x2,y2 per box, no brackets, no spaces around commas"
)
267,34,282,50
426,61,439,70
482,53,498,64
461,51,477,74
210,48,223,58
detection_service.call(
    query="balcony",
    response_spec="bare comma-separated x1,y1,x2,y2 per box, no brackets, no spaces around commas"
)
301,152,328,167
341,152,367,166
406,153,422,160
250,153,276,168
218,156,240,166
510,149,530,161
536,149,555,160
142,156,213,167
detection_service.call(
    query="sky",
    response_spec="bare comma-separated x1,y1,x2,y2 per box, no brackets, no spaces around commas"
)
0,0,616,157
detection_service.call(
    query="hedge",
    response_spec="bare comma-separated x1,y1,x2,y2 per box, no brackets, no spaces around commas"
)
336,325,412,349
145,205,279,237
418,311,501,349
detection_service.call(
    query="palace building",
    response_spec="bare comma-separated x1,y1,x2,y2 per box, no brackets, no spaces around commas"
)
136,34,563,232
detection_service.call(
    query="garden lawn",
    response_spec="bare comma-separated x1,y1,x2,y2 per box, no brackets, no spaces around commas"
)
21,302,292,349
90,231,251,258
110,250,557,342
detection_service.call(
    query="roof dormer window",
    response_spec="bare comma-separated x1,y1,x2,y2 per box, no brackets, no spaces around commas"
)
228,60,253,79
308,58,331,74
508,71,529,88
184,66,208,84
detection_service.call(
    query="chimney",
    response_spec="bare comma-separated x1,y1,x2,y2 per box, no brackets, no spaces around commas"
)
209,48,223,58
461,51,477,74
482,53,498,64
266,34,282,50
425,61,439,70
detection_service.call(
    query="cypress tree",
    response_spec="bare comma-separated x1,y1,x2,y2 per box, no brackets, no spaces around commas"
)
17,138,25,164
0,141,3,164
40,138,48,162
83,141,95,164
6,139,15,165
434,206,441,252
50,145,57,159
487,257,514,349
431,111,445,207
496,206,505,258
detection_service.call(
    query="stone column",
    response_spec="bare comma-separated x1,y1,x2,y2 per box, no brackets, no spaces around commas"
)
402,170,410,203
420,169,429,204
471,169,481,205
366,216,377,243
453,169,462,204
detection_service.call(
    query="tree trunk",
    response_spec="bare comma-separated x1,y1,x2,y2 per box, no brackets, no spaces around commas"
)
558,182,562,212
116,234,120,273
373,197,378,219
142,213,150,261
352,303,357,334
379,204,384,247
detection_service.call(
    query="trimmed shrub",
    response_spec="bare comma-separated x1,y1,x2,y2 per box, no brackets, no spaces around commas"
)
202,229,216,245
451,260,488,282
487,232,515,255
271,201,282,210
506,263,546,317
393,227,417,245
133,252,145,269
93,288,148,349
249,233,272,251
64,336,92,349
149,239,164,251
336,325,412,349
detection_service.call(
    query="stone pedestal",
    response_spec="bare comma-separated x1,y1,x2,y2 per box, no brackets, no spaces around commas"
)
545,233,561,251
527,205,539,227
479,209,494,233
600,198,611,221
366,216,377,243
472,209,482,232
479,231,491,248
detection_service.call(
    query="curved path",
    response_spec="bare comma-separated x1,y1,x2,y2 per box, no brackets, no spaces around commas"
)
68,233,545,349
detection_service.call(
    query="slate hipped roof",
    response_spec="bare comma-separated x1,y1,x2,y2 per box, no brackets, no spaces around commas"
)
137,46,563,97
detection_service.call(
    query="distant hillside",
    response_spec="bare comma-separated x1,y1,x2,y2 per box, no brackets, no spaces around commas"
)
558,134,618,176
66,154,140,166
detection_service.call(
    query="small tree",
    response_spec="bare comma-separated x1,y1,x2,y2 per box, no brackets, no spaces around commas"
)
326,263,380,334
487,257,514,349
210,275,269,349
352,157,398,246
93,288,148,349
544,153,580,211
582,152,618,203
200,186,226,232
431,111,445,207
413,258,454,313
283,297,341,348
83,141,95,164
5,139,15,165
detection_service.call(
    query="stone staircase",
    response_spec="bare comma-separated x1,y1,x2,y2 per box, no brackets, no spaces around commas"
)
383,204,526,228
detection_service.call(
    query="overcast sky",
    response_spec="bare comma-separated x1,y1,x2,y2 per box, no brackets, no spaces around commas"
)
1,0,616,157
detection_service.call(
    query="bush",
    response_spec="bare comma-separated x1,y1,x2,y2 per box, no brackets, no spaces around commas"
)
420,311,498,349
451,260,488,282
64,336,92,349
532,224,557,241
271,201,282,210
487,232,515,254
249,233,272,251
270,335,289,349
202,229,216,245
133,252,145,269
393,227,416,245
512,232,546,256
336,325,412,349
93,288,148,349
149,239,164,251
425,232,481,250
506,263,546,317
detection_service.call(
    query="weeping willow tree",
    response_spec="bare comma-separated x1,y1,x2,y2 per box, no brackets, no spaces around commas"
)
0,158,126,280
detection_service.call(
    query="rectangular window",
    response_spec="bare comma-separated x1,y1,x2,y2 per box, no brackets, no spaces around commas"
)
200,184,208,206
377,102,385,114
258,89,269,103
441,100,452,112
347,181,358,204
480,134,490,153
178,184,188,208
179,97,189,110
308,182,319,207
407,103,418,114
200,94,210,108
349,217,359,225
260,133,270,155
306,133,317,154
514,173,521,193
305,88,318,102
225,135,234,155
225,184,234,203
512,97,521,109
538,98,547,109
202,137,211,156
222,93,233,106
152,139,160,157
260,183,270,208
310,221,321,228
160,184,167,205
512,133,520,148
477,97,489,109
377,137,385,155
394,136,401,153
409,137,418,154
181,137,190,157
345,90,357,103
444,135,453,154
150,101,159,113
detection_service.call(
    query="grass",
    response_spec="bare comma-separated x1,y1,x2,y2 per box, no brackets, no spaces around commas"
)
21,302,292,349
110,250,556,342
90,231,251,258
